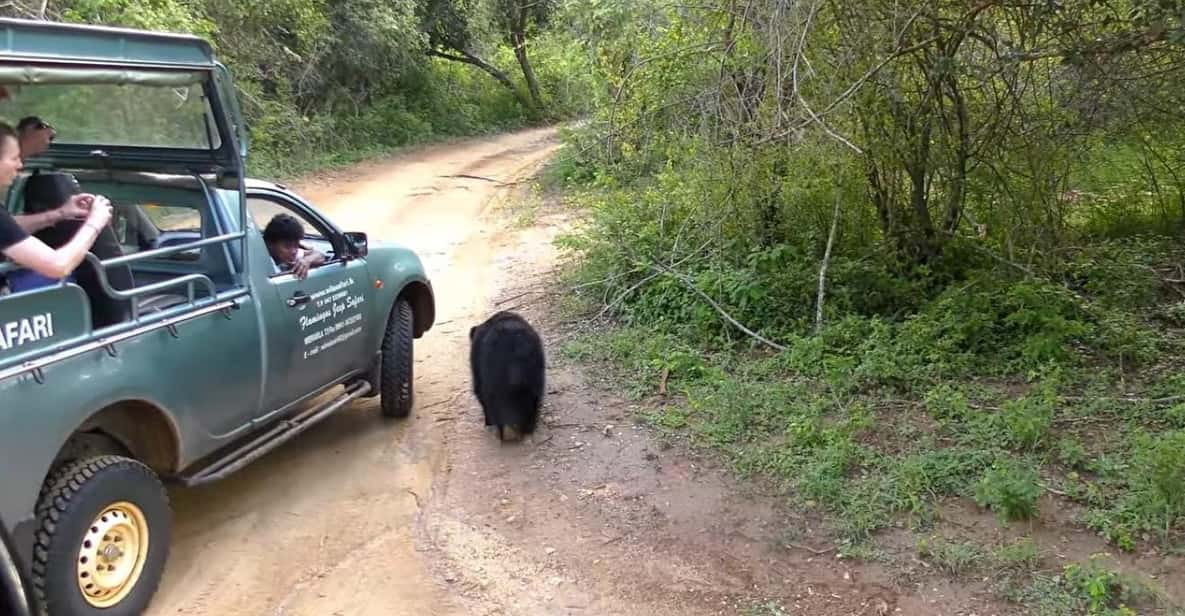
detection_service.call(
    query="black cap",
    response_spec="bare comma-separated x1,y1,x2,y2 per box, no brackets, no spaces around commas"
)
16,116,52,132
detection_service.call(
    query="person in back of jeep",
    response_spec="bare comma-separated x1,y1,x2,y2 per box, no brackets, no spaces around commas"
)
0,121,112,294
9,116,92,233
16,115,54,161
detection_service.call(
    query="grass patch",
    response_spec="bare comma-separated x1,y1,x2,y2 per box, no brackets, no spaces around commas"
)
993,537,1042,571
560,307,1185,553
742,602,791,616
551,156,1185,612
916,536,987,577
998,554,1164,615
557,301,1185,611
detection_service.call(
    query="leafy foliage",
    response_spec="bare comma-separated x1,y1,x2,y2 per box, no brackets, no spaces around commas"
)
548,0,1185,573
974,462,1044,524
7,0,597,177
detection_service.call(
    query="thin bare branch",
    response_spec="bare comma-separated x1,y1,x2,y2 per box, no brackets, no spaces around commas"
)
648,259,787,352
815,192,841,334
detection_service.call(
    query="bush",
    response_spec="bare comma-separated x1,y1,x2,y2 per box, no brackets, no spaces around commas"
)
1062,555,1145,615
1000,386,1056,450
1137,430,1185,516
895,274,1093,376
974,462,1043,523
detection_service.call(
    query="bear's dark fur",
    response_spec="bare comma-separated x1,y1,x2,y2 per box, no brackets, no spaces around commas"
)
469,311,545,441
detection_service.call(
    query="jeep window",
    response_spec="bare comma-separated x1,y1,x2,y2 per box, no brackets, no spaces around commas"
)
246,197,323,240
245,196,339,277
69,179,241,299
0,69,220,150
113,202,203,261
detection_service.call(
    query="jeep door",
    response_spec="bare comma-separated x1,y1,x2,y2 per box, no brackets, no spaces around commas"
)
246,191,373,414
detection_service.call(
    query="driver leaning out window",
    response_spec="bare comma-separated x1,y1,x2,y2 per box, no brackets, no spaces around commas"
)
263,213,326,281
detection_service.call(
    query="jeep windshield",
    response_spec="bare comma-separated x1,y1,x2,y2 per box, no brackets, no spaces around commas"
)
0,67,220,151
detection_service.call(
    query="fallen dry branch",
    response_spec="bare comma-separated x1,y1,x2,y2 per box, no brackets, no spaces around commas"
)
495,289,549,306
439,173,504,184
1060,394,1185,406
595,271,662,320
785,542,835,555
587,238,717,322
648,260,788,352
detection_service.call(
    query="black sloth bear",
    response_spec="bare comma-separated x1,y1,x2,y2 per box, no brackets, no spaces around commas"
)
469,311,545,441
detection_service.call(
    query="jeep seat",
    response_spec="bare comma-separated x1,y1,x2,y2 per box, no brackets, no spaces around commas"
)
136,292,190,314
24,172,137,328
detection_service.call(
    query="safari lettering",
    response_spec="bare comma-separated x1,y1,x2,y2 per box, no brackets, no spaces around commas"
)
0,312,54,351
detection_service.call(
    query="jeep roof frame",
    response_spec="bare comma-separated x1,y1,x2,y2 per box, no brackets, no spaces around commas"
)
0,19,255,380
0,17,249,173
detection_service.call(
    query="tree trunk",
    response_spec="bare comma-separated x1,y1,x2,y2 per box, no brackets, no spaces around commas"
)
907,146,938,261
509,4,544,112
941,76,969,236
428,48,535,111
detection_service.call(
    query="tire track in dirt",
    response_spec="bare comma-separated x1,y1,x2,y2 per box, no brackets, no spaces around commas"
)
417,175,1013,616
147,124,1010,616
145,127,560,616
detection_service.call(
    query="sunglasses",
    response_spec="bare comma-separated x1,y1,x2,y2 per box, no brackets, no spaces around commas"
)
26,121,55,140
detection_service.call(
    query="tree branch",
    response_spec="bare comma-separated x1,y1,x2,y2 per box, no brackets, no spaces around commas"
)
648,260,787,352
427,47,533,110
815,192,841,334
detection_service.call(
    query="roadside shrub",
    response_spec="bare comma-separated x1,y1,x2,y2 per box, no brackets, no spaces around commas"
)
1059,238,1166,310
1001,386,1056,451
1062,555,1145,615
1085,430,1185,550
896,274,1093,376
974,462,1043,523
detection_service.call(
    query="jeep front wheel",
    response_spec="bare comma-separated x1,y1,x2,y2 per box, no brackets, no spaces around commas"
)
380,297,415,418
32,455,171,616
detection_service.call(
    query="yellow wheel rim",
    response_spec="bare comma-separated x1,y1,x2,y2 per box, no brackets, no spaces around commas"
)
76,501,150,608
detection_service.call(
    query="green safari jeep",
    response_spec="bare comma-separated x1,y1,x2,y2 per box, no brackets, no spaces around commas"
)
0,18,435,616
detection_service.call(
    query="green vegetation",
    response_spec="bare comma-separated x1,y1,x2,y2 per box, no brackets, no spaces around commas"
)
742,602,790,616
998,554,1162,616
548,0,1185,611
12,0,1185,610
2,0,601,177
908,537,1162,614
973,462,1043,524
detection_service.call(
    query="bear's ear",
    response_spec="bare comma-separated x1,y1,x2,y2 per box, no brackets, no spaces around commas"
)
469,326,476,340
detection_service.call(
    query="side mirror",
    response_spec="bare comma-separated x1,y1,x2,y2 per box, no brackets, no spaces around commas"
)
343,231,368,258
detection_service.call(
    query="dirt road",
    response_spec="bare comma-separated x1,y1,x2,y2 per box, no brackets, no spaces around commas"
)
147,127,561,615
145,127,1002,616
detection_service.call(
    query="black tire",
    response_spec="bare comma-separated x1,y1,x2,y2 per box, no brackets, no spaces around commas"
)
32,456,171,616
380,298,415,418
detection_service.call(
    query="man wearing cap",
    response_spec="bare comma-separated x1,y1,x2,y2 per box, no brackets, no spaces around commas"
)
16,116,54,160
6,117,88,231
2,119,93,292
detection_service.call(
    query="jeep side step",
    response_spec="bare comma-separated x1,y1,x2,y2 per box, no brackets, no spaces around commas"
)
179,381,372,487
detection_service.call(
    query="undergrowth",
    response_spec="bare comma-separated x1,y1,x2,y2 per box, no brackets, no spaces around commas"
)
543,27,1185,611
997,554,1166,616
553,153,1185,611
